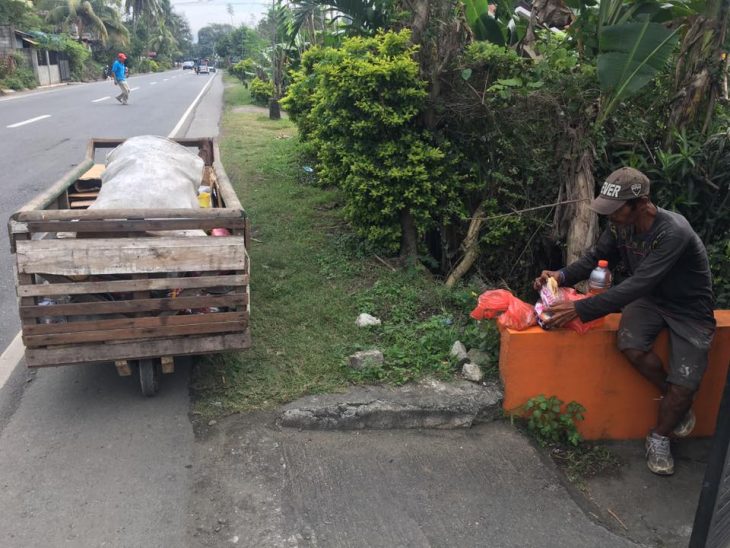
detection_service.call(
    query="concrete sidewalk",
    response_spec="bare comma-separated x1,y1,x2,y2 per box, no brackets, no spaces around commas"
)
188,411,638,547
187,377,711,547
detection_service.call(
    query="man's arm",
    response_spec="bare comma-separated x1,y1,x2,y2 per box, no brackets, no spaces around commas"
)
560,226,620,287
574,227,691,322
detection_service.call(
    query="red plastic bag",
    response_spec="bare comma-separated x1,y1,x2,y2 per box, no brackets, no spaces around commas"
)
470,289,537,330
558,288,604,334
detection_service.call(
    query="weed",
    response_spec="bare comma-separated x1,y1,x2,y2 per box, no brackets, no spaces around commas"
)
522,394,586,447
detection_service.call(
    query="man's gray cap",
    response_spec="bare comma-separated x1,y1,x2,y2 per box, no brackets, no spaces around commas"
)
590,167,650,215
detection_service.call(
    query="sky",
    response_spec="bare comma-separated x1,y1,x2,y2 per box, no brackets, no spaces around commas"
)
170,0,269,39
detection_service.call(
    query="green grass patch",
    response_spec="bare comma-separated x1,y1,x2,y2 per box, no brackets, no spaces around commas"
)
191,80,498,415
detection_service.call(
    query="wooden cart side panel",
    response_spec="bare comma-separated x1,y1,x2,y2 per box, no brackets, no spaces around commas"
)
20,293,248,319
16,237,246,276
24,317,248,347
17,274,248,298
24,330,252,367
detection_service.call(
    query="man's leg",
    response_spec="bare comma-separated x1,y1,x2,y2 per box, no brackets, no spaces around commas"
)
655,383,694,437
622,348,667,393
618,299,667,392
120,81,130,104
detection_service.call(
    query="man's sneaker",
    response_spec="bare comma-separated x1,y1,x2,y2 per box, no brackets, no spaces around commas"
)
116,96,123,104
672,409,696,438
645,432,674,475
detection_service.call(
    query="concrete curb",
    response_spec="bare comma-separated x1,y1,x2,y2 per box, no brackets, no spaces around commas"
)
279,378,503,430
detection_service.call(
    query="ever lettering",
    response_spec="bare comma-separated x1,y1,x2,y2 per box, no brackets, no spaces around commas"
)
600,182,621,198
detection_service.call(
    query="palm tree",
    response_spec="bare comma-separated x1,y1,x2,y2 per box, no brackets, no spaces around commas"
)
43,0,109,44
124,0,160,26
289,0,392,42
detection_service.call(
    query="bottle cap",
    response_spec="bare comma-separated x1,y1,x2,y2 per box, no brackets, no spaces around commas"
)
598,259,608,268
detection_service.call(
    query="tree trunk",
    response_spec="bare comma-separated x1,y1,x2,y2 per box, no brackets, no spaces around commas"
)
666,2,729,143
399,208,418,260
563,148,598,264
445,203,485,288
269,98,281,120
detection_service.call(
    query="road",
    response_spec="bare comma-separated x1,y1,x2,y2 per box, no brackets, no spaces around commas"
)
0,69,224,547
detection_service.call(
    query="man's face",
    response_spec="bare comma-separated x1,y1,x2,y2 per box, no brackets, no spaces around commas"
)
608,202,635,225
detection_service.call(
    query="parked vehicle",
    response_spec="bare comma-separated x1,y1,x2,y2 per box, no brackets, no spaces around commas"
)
8,138,251,396
182,60,194,70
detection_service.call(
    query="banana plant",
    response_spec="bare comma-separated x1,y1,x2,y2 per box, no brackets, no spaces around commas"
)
462,0,523,45
596,15,680,123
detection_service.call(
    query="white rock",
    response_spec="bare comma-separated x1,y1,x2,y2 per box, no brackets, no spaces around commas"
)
462,362,484,382
348,350,384,370
450,341,469,363
356,313,382,327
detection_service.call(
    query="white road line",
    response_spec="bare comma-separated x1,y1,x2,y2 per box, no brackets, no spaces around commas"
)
168,73,216,138
0,333,24,388
130,86,140,91
7,114,51,128
163,79,169,81
92,96,110,103
150,82,157,85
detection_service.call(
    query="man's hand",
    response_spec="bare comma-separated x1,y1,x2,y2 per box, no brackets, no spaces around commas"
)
545,300,578,328
533,270,562,291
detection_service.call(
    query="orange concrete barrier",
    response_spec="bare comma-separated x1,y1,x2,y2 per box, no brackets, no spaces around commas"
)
499,311,730,440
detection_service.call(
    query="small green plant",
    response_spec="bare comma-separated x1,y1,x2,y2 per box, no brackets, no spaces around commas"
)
523,395,585,447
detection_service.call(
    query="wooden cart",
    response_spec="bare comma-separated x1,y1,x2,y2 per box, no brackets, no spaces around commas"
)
7,138,251,396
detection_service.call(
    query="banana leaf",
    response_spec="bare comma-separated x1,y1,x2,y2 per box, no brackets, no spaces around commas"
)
597,18,679,119
462,0,506,45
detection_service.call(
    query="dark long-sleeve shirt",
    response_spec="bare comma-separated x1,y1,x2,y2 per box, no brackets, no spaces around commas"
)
562,208,715,324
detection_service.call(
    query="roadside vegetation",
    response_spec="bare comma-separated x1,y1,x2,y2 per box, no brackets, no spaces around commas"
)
190,77,500,416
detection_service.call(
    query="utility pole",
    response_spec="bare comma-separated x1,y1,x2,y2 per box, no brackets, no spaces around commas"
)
269,0,281,119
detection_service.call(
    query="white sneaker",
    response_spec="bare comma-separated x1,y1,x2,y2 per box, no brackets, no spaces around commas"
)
672,409,696,438
645,432,674,476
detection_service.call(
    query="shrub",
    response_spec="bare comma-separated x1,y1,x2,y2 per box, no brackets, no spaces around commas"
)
283,30,466,251
136,58,159,73
249,76,273,104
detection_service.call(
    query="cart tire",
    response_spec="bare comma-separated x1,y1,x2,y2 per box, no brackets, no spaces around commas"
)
139,359,161,397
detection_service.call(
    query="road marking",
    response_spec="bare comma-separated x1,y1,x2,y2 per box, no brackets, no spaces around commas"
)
163,79,169,81
92,96,110,103
130,86,140,91
0,333,23,389
168,73,217,138
150,82,157,85
7,114,51,128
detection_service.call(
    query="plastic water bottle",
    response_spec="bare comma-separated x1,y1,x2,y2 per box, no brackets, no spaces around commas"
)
588,260,612,295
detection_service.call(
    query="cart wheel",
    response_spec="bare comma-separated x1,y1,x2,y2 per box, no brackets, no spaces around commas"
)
139,359,161,397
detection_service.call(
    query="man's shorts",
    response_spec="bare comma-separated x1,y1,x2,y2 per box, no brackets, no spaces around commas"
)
617,298,716,390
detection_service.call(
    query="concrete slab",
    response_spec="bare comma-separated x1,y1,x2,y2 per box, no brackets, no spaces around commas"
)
188,412,636,547
279,379,503,430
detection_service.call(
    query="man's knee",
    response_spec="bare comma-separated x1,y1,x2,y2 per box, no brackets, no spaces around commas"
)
621,347,647,367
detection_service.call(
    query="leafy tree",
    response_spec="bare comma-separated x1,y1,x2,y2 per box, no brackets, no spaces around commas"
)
284,30,466,257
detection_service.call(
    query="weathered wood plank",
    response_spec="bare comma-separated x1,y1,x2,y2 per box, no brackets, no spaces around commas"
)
13,208,246,222
23,320,246,347
16,237,246,275
20,293,247,319
16,218,246,234
24,330,251,367
18,274,248,297
23,311,247,335
15,159,95,214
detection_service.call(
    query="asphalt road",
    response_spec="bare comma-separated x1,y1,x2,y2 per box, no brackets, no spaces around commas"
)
0,69,224,547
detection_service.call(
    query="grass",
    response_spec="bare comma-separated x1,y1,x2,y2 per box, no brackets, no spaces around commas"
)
190,77,499,416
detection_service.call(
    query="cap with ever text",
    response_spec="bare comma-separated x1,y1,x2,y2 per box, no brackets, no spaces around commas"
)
590,167,650,215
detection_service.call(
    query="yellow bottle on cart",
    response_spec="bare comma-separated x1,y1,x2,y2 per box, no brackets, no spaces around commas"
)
198,191,211,208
